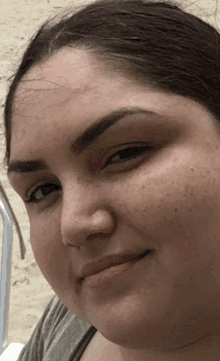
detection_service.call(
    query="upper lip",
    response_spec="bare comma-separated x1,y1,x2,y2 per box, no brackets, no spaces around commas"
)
79,250,150,280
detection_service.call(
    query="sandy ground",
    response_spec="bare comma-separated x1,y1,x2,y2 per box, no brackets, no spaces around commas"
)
0,0,219,347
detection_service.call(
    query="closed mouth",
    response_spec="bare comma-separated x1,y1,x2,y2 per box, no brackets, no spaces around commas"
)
79,249,153,281
131,249,151,261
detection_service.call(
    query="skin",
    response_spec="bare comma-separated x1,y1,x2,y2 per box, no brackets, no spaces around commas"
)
8,48,220,361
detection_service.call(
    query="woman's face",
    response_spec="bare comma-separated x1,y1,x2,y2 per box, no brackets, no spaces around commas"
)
9,48,220,351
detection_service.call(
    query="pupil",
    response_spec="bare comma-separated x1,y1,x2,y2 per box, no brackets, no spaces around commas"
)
120,147,143,159
41,184,56,196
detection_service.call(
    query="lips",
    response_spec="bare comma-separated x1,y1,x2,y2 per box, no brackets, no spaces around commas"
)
79,250,151,280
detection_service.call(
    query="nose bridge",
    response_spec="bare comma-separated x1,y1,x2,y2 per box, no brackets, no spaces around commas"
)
63,176,100,216
61,177,114,247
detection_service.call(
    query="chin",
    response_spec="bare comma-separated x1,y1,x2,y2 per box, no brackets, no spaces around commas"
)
81,296,215,353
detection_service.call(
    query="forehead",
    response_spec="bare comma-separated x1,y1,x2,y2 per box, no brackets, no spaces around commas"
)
11,48,145,158
10,47,220,164
12,48,138,132
14,48,98,116
18,47,98,87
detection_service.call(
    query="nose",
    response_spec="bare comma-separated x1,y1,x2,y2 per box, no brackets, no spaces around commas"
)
61,181,115,248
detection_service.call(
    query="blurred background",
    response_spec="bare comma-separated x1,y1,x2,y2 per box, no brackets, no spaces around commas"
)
0,0,219,345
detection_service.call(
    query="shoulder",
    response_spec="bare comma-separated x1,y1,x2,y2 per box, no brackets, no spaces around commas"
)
17,295,91,361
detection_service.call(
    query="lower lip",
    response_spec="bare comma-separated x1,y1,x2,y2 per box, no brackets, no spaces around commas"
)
81,250,152,289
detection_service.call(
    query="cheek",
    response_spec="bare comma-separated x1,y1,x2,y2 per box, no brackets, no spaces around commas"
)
120,168,219,235
115,170,220,275
29,216,63,283
116,176,220,319
29,217,87,320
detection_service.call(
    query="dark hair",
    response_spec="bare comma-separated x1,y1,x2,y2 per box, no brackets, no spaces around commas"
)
4,0,220,166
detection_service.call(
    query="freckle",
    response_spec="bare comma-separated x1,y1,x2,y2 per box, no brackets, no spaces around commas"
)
216,146,219,150
191,168,194,171
189,208,192,212
174,208,178,212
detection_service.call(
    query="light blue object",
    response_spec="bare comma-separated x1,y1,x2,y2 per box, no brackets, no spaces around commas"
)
0,184,26,357
0,198,14,355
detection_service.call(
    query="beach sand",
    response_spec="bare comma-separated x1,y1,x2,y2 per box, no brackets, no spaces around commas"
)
0,0,219,347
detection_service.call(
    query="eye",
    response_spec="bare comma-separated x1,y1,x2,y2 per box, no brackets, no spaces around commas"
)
103,143,155,168
25,182,61,204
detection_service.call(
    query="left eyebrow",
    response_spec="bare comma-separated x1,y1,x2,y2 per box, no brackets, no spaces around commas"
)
8,107,159,175
72,107,157,152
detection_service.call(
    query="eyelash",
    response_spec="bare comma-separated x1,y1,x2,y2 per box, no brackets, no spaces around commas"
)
25,143,154,204
103,143,154,168
25,182,61,204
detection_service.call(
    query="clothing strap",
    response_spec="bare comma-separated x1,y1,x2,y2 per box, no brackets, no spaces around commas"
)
70,326,97,361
